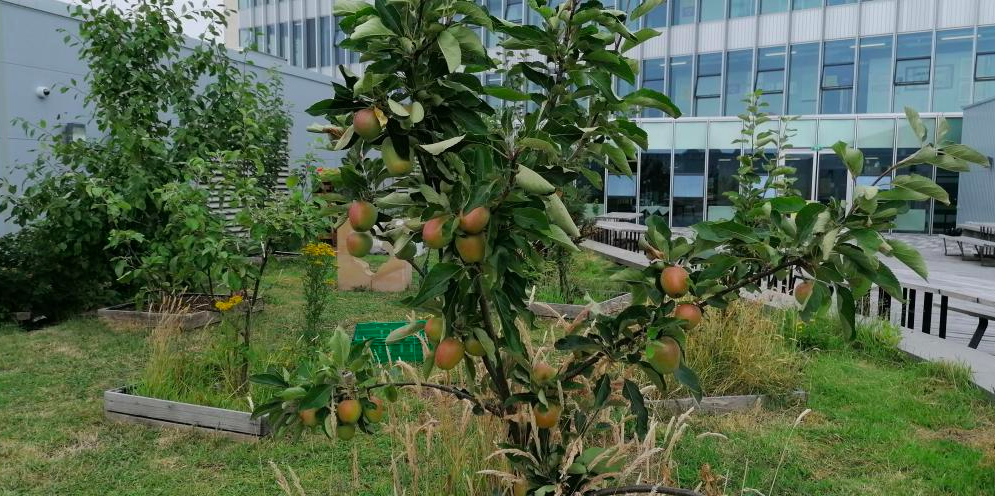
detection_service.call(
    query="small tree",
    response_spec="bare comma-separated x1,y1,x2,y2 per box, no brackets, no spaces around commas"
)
253,1,988,493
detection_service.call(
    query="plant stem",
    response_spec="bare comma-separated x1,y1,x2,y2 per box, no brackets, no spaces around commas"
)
239,241,271,391
367,381,501,416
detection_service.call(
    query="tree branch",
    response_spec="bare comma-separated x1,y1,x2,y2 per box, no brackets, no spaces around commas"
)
368,381,502,417
585,484,703,496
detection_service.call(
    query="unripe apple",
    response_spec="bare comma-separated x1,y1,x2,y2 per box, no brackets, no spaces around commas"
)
337,399,363,424
465,338,486,357
455,234,486,263
646,337,681,375
458,207,491,234
336,424,356,440
381,138,413,176
353,108,382,139
513,480,529,496
434,338,465,370
298,408,319,427
422,216,449,249
531,362,556,385
424,317,445,344
674,303,703,330
795,281,814,304
660,266,690,298
348,201,378,231
394,241,416,260
533,403,561,429
364,397,385,423
346,231,374,257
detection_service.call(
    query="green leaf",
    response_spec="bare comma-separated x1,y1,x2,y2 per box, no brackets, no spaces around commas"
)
518,137,559,156
621,379,649,439
622,88,681,118
299,384,333,410
437,29,462,73
878,174,950,204
482,86,531,101
942,144,989,166
832,141,864,178
769,196,807,213
249,373,289,388
620,28,662,53
387,99,409,116
630,0,664,19
594,374,611,407
385,320,424,344
350,17,395,39
419,135,464,155
904,107,928,143
407,263,462,306
836,285,857,340
674,363,703,402
887,238,928,280
332,0,369,15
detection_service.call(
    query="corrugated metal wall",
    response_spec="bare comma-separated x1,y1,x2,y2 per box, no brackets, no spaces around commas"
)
958,98,995,224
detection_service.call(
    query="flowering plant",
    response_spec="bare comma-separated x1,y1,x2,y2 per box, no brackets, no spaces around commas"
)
301,241,337,340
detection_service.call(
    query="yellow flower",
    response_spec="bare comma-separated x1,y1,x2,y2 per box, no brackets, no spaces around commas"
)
302,242,336,258
214,294,244,312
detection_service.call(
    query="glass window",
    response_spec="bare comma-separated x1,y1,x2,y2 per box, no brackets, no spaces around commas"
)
320,17,332,67
788,43,819,115
645,122,674,149
821,39,855,114
255,28,265,52
672,0,696,25
787,153,816,200
894,117,936,233
642,58,667,117
827,0,857,4
855,119,894,188
723,50,753,116
672,149,706,227
279,23,288,58
305,18,317,68
976,26,995,102
607,174,637,212
818,119,855,148
292,21,302,66
669,56,694,117
856,36,892,113
506,0,523,23
756,46,786,114
266,25,275,55
640,152,672,221
729,0,755,17
700,0,725,21
760,0,788,14
816,154,848,203
707,149,740,220
646,0,668,27
486,0,502,47
932,29,974,112
791,120,818,149
617,77,637,99
239,0,250,8
695,53,722,116
792,0,821,9
239,28,252,49
893,32,932,112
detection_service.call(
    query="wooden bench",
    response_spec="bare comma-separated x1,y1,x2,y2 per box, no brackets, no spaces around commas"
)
939,234,995,266
894,283,995,351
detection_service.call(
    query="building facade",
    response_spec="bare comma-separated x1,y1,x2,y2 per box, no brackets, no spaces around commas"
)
229,0,995,233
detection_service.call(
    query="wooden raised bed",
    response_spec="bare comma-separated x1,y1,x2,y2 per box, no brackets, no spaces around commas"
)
104,387,268,441
97,293,261,330
649,390,808,415
530,293,632,320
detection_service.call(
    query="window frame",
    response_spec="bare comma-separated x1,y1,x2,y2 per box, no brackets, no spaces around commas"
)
893,56,931,86
821,62,855,90
976,52,995,81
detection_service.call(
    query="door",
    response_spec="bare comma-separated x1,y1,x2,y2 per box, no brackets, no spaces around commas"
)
782,151,816,201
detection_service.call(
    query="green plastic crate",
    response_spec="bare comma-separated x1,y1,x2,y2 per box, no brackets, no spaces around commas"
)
353,321,427,364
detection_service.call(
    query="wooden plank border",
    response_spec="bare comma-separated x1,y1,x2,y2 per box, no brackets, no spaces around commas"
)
104,387,269,440
648,390,808,415
529,293,632,320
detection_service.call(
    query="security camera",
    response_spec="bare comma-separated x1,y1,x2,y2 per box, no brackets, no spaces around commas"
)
35,86,51,98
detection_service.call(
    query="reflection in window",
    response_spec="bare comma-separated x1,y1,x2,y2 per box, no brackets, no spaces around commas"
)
642,58,667,117
305,18,317,69
932,29,974,112
699,0,725,21
856,36,892,113
671,0,696,25
894,32,932,112
821,39,855,114
756,47,785,114
266,25,275,55
816,154,847,204
672,149,705,227
505,0,523,23
792,0,821,9
645,0,668,27
729,0,755,17
320,17,332,67
669,56,694,117
639,152,672,222
786,154,815,200
695,53,723,117
706,149,740,221
292,21,303,66
725,50,754,116
760,0,788,14
607,174,637,213
279,23,288,58
788,43,819,115
334,23,347,65
976,26,995,102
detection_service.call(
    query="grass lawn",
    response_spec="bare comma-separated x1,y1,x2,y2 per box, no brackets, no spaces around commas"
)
1,258,993,495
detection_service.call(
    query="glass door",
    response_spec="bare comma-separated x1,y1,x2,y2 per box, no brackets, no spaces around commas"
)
782,151,816,200
815,150,851,205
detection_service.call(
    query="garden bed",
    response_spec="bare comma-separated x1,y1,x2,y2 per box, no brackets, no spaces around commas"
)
103,386,268,441
97,293,262,330
650,390,808,415
529,292,631,319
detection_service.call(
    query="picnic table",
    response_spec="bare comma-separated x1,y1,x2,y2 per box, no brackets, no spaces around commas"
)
943,223,995,266
591,220,647,252
595,211,642,222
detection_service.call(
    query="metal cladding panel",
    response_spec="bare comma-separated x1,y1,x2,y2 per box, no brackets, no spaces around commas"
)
669,24,696,56
239,9,252,28
726,16,756,51
824,4,858,40
898,0,935,32
790,8,823,44
267,4,277,22
938,0,977,28
697,21,726,53
983,0,995,24
758,12,789,47
643,29,668,58
860,0,897,36
959,99,995,224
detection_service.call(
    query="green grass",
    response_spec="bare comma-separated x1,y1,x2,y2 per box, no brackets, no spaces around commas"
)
1,259,994,495
532,251,628,304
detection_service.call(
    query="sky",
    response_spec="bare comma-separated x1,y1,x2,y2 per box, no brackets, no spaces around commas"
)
68,0,226,39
